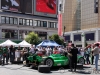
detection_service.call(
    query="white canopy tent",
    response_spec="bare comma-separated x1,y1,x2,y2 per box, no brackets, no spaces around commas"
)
18,40,31,47
0,39,18,46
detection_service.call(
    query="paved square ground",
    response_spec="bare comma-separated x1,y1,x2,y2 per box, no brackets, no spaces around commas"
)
0,60,100,75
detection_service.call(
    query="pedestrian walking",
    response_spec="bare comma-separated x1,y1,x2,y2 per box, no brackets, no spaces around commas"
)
68,43,78,72
92,43,99,71
9,45,15,64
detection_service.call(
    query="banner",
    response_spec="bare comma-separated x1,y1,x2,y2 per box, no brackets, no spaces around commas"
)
58,0,65,36
58,13,62,36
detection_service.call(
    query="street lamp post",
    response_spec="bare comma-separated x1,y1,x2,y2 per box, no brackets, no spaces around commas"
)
81,32,85,48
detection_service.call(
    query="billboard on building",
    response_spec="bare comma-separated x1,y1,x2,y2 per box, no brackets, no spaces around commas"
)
1,0,32,14
33,0,58,18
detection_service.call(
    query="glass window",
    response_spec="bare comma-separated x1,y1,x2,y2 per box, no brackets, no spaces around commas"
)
48,22,50,28
65,35,70,41
19,18,23,25
30,20,33,26
74,34,81,41
1,16,5,23
54,23,56,28
43,21,47,27
23,19,26,25
2,29,18,39
51,22,54,28
41,21,43,27
6,17,9,24
14,18,18,24
10,17,13,24
85,33,95,41
37,21,40,27
48,22,57,28
34,20,37,26
26,19,30,26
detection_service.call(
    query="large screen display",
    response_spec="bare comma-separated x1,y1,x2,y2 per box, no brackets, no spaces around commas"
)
1,0,32,13
36,0,56,14
34,0,58,18
1,0,21,12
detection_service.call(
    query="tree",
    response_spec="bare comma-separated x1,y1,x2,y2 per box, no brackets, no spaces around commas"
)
25,32,40,45
49,34,64,45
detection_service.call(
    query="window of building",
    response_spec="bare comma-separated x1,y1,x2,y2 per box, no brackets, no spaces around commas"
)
50,22,54,28
2,29,18,39
14,18,18,24
26,19,30,26
23,19,26,25
19,18,23,25
85,33,95,41
43,21,47,27
19,18,33,26
41,21,43,27
48,22,57,28
48,22,50,28
65,35,70,41
30,20,33,26
37,21,41,27
34,20,37,26
34,20,47,27
74,34,81,41
6,17,9,24
1,16,18,25
10,17,13,24
1,16,5,23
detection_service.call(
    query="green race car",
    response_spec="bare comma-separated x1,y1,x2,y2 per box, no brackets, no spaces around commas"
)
24,52,84,67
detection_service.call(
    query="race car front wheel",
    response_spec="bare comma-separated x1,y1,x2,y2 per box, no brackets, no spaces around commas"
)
44,58,54,67
78,57,84,65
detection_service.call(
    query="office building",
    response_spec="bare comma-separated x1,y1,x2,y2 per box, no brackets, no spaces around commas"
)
64,0,100,47
0,0,58,43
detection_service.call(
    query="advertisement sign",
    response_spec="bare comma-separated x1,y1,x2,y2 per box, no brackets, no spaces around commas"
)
36,0,56,14
33,0,58,17
1,0,21,12
1,0,32,14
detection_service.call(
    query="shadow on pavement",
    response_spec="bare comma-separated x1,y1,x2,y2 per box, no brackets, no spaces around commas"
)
83,66,91,68
74,71,91,74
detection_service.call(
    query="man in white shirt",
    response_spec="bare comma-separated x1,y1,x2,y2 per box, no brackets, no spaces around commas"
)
58,46,64,54
46,46,52,56
29,45,35,54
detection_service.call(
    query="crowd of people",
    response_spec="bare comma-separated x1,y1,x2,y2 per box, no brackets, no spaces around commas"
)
0,43,99,71
0,45,65,65
76,43,100,71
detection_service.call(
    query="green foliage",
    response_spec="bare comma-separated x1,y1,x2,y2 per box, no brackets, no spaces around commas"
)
25,32,40,45
49,34,64,46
